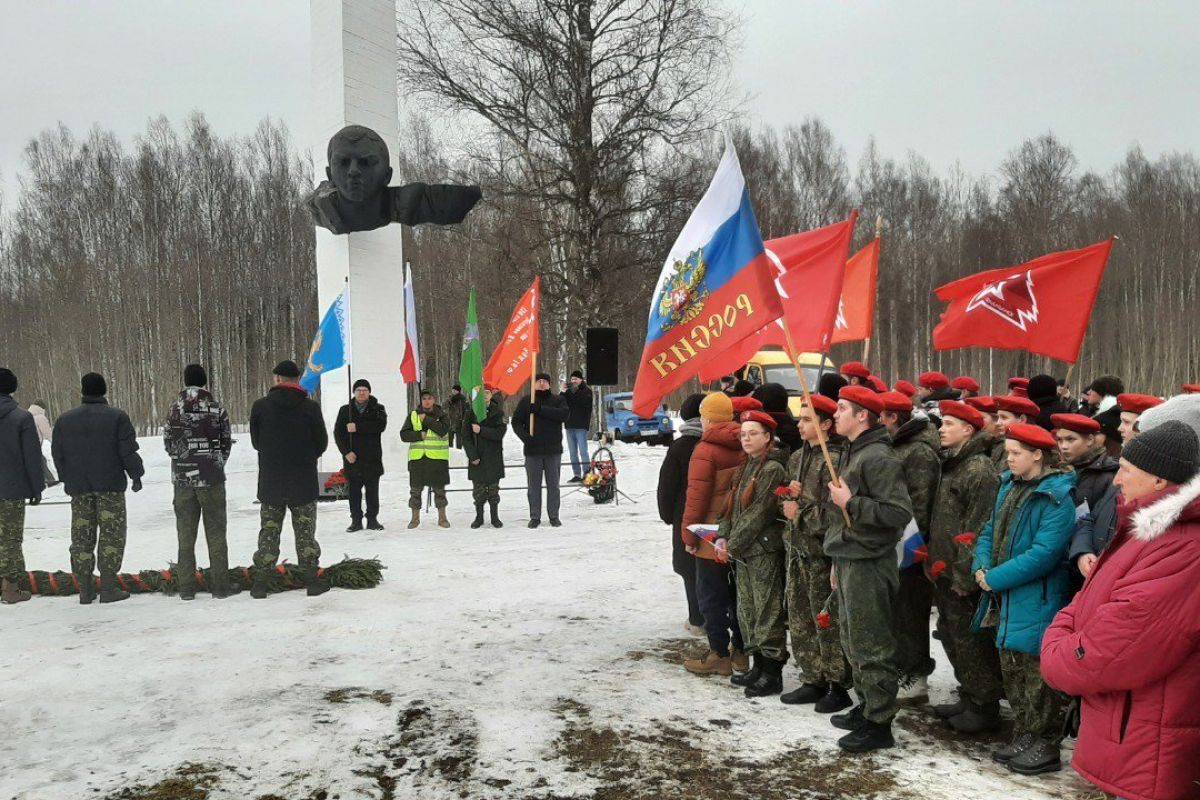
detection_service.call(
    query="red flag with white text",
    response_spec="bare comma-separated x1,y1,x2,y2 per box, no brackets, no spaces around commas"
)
483,277,540,395
830,238,879,345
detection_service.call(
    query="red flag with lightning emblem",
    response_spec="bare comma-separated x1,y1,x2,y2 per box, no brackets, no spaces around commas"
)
932,238,1114,363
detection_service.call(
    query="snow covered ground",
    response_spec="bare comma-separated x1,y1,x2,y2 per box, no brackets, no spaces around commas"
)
2,433,1097,799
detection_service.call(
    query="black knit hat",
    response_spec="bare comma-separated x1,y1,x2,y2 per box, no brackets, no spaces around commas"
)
1028,374,1058,403
535,372,552,383
81,372,107,397
1088,374,1125,397
0,368,16,395
570,369,584,380
752,382,790,414
1122,421,1199,485
183,364,207,387
273,360,301,379
679,393,705,421
818,372,848,402
353,379,371,392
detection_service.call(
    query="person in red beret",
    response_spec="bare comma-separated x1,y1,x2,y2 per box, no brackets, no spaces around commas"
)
823,385,913,752
893,380,917,398
971,422,1077,775
1051,413,1117,585
951,376,980,399
1184,383,1200,394
867,375,889,393
731,395,764,415
1117,393,1163,443
714,409,789,699
839,361,872,387
879,389,941,703
929,399,1004,733
916,371,950,400
1009,376,1030,399
778,393,852,712
995,395,1039,427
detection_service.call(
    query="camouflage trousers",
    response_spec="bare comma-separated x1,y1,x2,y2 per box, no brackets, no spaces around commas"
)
472,482,500,505
70,492,127,576
174,484,229,591
734,550,788,663
1000,649,1065,742
834,553,900,724
409,484,448,510
894,564,936,679
0,499,26,580
933,583,1004,704
253,502,320,570
785,537,850,686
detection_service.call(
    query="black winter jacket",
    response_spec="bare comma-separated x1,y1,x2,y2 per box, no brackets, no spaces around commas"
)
250,384,328,506
334,397,388,479
1069,448,1118,514
658,419,703,575
52,397,144,496
0,395,45,501
513,390,570,456
463,397,507,485
561,383,593,430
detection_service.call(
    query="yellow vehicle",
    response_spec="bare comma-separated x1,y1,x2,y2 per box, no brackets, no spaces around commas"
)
740,348,834,416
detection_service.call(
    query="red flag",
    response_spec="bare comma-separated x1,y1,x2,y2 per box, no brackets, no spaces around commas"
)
932,238,1114,363
830,238,879,345
483,277,540,395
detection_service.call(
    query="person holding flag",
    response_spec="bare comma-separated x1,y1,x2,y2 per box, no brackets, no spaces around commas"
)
334,379,388,532
513,374,569,529
462,384,507,529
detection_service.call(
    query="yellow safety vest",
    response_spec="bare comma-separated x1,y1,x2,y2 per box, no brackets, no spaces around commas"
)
408,410,450,462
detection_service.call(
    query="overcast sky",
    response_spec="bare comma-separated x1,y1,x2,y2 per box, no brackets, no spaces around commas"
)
1,0,1197,192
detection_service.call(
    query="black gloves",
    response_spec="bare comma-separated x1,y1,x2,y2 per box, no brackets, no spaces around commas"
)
28,493,41,506
131,478,143,493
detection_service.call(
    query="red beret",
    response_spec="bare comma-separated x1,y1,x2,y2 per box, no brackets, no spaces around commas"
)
868,375,889,393
839,361,871,379
893,380,917,398
1185,384,1200,394
940,400,984,429
919,371,950,390
995,395,1040,417
1012,386,1029,398
805,394,838,418
966,396,998,414
1008,377,1029,389
1050,413,1100,434
951,376,980,393
730,396,763,414
879,391,913,413
740,409,777,430
1005,422,1057,451
840,385,884,415
1117,393,1163,415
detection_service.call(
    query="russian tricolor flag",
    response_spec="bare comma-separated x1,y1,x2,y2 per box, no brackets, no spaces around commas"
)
632,142,782,417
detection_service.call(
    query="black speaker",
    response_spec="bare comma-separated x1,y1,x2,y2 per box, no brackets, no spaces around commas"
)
585,327,619,385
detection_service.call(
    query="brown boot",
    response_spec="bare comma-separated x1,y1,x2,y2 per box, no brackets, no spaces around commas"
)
407,509,420,529
683,649,733,676
437,508,450,529
729,647,750,673
1,578,31,605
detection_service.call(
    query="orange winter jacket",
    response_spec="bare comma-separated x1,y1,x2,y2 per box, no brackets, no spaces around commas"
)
680,421,746,561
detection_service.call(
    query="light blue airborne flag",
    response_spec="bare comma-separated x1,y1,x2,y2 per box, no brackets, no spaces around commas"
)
300,286,351,393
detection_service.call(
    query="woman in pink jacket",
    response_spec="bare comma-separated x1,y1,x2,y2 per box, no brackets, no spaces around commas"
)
1041,421,1200,800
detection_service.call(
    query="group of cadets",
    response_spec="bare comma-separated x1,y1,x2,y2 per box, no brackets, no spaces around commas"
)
658,361,1200,777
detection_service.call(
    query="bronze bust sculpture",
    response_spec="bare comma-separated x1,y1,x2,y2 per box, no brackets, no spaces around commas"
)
307,125,481,234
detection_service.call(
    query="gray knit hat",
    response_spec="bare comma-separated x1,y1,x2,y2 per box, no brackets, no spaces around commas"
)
1122,420,1199,485
1138,393,1200,444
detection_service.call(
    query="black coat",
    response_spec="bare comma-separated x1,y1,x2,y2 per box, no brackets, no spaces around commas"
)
0,395,45,501
250,385,328,506
400,404,451,486
462,397,507,484
561,383,593,430
657,422,702,576
52,396,144,496
1032,395,1071,431
334,397,388,479
1071,449,1118,514
513,390,570,456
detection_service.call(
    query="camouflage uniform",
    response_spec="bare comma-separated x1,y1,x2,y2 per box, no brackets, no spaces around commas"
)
1000,649,1065,740
927,433,1004,704
174,485,229,591
823,425,913,725
69,492,127,576
472,483,500,504
719,450,788,663
0,499,26,580
990,436,1008,474
889,419,941,681
783,437,851,686
253,502,320,570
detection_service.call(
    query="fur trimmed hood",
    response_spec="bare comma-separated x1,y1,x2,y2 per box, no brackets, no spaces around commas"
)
1131,472,1200,542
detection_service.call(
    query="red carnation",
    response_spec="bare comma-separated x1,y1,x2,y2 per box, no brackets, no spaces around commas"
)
816,611,832,629
774,486,794,499
930,561,947,579
912,545,928,563
954,532,977,547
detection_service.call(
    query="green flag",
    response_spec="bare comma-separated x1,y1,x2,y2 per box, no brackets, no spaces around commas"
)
459,289,486,420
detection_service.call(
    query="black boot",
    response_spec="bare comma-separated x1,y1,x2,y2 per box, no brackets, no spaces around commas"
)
471,503,485,529
77,571,96,605
947,699,1002,734
305,566,330,597
489,500,502,528
250,567,269,599
346,520,364,532
1007,738,1062,775
366,519,385,531
933,696,967,719
730,654,761,687
831,704,866,731
814,683,854,714
744,658,784,698
838,719,895,753
992,732,1037,764
211,572,240,599
98,573,129,604
780,682,827,706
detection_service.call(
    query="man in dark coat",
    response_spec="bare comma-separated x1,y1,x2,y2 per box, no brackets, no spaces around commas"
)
1027,374,1070,431
656,393,705,633
561,370,593,482
463,385,507,529
52,372,144,604
444,384,467,450
163,364,235,599
334,379,388,532
752,382,801,457
400,390,451,528
248,360,328,598
0,368,45,605
513,372,570,528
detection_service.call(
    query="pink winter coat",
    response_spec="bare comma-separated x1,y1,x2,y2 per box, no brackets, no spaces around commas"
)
1041,474,1200,800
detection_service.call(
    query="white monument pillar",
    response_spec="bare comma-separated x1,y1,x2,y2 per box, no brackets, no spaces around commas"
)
310,0,406,467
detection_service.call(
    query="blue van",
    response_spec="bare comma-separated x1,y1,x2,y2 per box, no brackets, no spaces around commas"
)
602,392,674,446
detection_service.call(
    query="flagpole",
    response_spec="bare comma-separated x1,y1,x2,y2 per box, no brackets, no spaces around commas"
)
862,337,871,366
529,349,538,436
345,275,353,455
780,318,852,527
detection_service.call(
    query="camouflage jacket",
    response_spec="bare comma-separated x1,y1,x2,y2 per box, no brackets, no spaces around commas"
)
890,417,942,537
927,433,1000,594
782,436,846,556
163,387,232,487
718,449,787,559
822,425,913,560
989,435,1008,474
